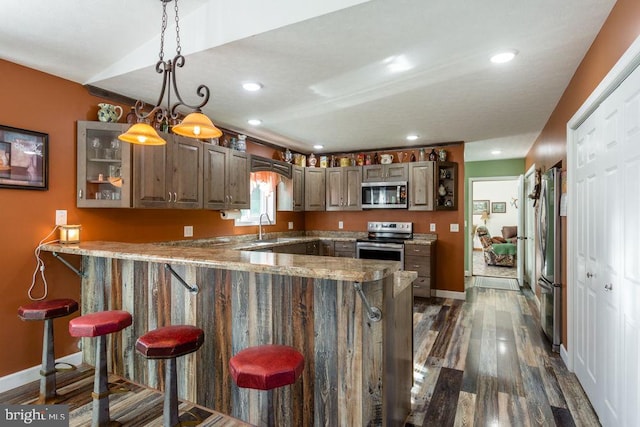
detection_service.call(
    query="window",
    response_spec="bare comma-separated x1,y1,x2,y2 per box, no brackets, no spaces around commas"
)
235,171,276,226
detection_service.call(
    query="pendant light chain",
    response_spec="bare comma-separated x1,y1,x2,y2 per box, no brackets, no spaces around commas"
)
159,0,168,61
174,0,181,55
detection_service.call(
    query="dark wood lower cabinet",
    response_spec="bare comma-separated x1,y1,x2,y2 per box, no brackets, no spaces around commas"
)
404,242,436,298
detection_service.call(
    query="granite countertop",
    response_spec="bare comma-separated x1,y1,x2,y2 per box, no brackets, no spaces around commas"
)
40,241,406,283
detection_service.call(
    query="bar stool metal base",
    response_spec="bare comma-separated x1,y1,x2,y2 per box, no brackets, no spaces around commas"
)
18,298,79,404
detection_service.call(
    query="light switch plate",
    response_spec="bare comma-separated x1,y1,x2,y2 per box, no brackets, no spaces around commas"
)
338,221,344,229
450,224,459,232
184,225,193,237
430,223,436,232
288,221,294,230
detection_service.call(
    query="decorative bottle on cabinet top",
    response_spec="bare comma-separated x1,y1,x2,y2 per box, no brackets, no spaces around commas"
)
429,148,437,161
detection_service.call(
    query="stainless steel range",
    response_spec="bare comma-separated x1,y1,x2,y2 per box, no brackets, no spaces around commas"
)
356,221,413,265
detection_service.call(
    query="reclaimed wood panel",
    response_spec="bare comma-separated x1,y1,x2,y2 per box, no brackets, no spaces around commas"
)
313,278,338,426
291,276,314,427
79,256,410,426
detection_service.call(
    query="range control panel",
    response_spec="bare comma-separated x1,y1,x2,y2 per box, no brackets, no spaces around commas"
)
366,221,413,235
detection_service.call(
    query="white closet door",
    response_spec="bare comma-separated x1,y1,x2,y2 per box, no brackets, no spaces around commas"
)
618,66,640,427
574,109,601,403
573,61,640,427
597,84,623,427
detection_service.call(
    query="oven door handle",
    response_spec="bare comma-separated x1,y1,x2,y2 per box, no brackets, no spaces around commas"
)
356,242,405,250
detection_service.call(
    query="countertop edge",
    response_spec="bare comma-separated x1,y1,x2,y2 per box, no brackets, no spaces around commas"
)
41,241,401,282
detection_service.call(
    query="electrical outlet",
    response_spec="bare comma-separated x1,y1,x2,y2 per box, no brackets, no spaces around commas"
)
450,224,459,232
430,223,436,232
55,210,67,226
338,221,344,229
184,225,193,237
288,221,294,230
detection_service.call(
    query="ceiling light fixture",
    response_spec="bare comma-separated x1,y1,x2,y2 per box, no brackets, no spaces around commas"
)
247,119,262,126
385,55,412,73
490,50,518,64
242,82,263,92
313,144,324,150
119,0,222,146
491,150,502,155
406,134,419,141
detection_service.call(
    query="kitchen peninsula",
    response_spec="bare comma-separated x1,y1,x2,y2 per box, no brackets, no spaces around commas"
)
41,239,416,426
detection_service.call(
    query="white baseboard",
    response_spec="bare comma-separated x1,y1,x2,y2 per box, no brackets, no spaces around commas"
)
432,289,466,300
0,352,82,394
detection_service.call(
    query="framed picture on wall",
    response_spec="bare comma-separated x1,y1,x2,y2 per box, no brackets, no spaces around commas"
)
492,201,507,213
472,200,490,215
0,125,48,190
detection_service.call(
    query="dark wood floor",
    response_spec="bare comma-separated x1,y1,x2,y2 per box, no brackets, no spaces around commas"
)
1,283,600,426
406,283,601,427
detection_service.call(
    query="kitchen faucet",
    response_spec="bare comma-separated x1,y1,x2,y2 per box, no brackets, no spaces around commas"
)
258,213,272,240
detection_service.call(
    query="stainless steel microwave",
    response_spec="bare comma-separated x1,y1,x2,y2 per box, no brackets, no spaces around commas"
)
361,181,408,209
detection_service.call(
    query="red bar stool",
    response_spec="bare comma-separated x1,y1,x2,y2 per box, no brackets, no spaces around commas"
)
18,298,79,403
136,325,204,427
69,310,132,427
229,344,304,424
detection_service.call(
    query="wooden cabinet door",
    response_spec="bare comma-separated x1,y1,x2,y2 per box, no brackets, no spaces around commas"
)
386,163,408,181
292,166,305,211
320,240,334,256
363,164,407,182
304,168,326,211
326,168,343,210
408,162,434,211
170,136,203,209
226,150,250,209
133,142,170,208
343,167,362,210
363,165,384,182
326,167,361,211
203,144,229,209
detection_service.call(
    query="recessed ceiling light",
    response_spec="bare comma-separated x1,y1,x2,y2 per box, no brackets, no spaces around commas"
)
242,82,263,91
490,50,518,64
491,150,502,155
247,119,262,126
406,134,419,141
313,144,324,150
385,55,413,73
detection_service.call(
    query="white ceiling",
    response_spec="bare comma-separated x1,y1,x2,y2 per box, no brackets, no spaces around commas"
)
1,0,616,161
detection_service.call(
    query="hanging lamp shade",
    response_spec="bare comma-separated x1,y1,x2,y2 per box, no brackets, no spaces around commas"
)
172,112,223,139
118,123,167,146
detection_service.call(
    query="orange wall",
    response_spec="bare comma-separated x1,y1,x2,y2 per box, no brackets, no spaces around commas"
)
525,0,640,347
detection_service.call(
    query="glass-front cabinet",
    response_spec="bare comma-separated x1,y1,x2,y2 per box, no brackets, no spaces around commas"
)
77,121,131,207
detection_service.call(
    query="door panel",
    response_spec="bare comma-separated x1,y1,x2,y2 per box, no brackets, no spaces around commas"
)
172,137,202,208
573,61,640,426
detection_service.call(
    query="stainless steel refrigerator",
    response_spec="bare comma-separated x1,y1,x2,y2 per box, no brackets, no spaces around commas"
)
537,167,562,352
